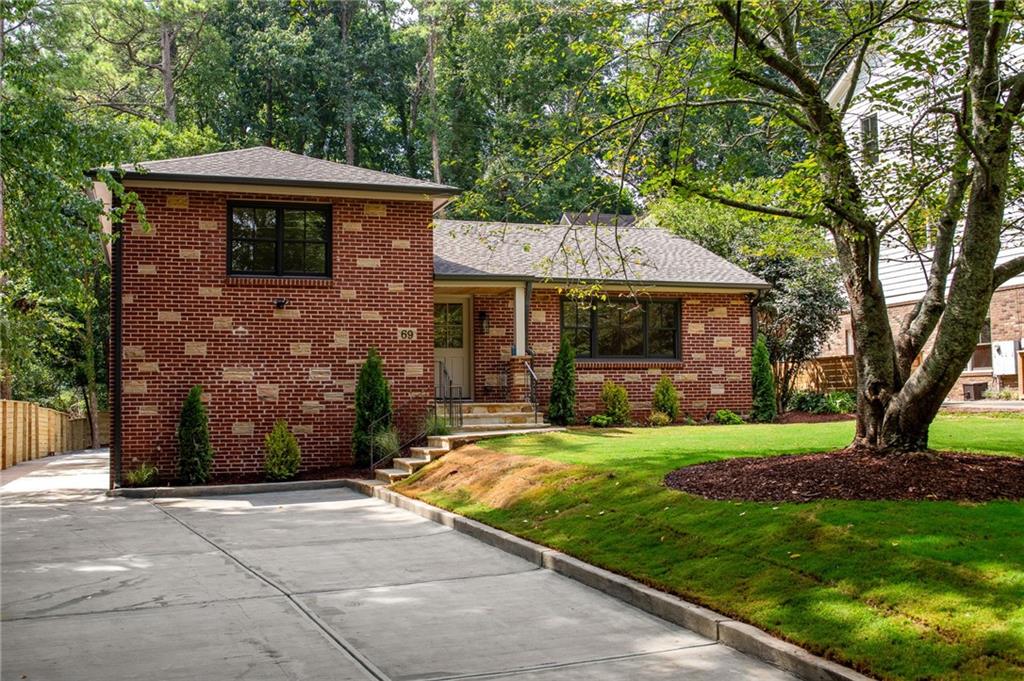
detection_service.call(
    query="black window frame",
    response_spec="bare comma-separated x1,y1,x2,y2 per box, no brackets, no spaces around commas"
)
560,298,681,361
860,113,879,166
227,201,333,278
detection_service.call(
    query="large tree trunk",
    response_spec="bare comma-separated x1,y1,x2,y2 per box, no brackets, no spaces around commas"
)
160,22,177,124
426,3,442,184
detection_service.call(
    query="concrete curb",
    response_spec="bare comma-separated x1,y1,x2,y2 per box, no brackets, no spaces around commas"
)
358,484,874,681
108,477,372,498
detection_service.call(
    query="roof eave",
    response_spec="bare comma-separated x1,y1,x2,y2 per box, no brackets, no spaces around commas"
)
89,169,460,197
433,272,770,290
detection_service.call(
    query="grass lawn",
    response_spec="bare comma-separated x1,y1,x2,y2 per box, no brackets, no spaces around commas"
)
397,414,1024,681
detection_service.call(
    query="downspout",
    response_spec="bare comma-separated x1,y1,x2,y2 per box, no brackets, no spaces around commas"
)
110,194,124,490
524,280,533,353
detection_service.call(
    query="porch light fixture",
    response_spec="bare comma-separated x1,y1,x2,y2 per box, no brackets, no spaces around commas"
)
274,298,290,309
479,310,490,334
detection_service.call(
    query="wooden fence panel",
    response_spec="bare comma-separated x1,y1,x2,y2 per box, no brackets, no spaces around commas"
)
791,357,858,393
0,400,112,470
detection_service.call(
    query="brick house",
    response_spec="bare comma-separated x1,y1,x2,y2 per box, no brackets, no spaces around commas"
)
100,147,767,486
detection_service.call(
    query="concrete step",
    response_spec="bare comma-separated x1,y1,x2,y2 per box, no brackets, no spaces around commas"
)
460,411,540,425
456,422,550,433
394,457,430,473
408,446,449,461
374,467,410,483
427,426,564,450
458,402,535,415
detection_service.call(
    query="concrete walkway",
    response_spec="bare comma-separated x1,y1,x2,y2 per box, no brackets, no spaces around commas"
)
942,399,1024,412
1,451,796,680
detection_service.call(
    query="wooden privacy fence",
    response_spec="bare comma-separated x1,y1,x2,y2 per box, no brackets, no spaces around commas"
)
790,356,857,393
1,401,110,470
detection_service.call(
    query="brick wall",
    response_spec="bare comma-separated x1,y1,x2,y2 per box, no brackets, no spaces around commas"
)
472,291,515,401
819,284,1024,395
516,289,755,420
116,187,435,482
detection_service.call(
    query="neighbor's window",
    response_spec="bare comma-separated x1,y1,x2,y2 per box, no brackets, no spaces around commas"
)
860,113,879,165
560,299,679,360
966,319,992,371
228,202,331,277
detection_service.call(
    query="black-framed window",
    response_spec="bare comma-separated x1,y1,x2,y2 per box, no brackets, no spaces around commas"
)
228,202,331,277
860,113,879,165
560,299,680,360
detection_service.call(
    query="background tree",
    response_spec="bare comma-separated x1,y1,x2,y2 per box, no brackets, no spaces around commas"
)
550,0,1023,452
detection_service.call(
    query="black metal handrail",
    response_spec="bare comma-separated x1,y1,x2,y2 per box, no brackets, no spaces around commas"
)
524,358,540,424
435,361,464,429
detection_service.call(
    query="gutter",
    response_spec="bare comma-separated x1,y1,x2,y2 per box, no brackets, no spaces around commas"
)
110,195,124,490
88,169,459,198
432,272,770,291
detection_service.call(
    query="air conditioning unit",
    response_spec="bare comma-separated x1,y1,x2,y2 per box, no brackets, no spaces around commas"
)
992,339,1021,376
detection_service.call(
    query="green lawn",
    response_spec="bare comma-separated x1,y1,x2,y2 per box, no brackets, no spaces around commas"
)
398,414,1024,681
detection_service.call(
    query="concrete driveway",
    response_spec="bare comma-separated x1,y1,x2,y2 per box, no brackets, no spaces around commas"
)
1,451,796,681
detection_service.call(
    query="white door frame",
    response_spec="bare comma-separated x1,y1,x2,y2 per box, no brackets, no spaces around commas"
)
434,294,473,400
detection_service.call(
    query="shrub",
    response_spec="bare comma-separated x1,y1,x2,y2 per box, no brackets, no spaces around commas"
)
750,334,777,423
589,414,613,427
124,462,158,487
647,410,671,427
177,385,213,485
264,420,301,481
423,411,452,436
600,380,631,425
353,348,392,467
788,390,827,414
548,337,577,425
983,387,1016,400
715,409,743,425
651,375,679,421
824,390,856,414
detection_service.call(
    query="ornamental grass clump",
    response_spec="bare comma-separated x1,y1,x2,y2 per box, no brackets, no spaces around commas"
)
600,380,631,425
177,385,213,485
264,420,301,481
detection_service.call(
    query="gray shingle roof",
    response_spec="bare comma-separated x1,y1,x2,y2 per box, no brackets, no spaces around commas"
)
433,220,768,289
105,146,458,196
559,211,636,227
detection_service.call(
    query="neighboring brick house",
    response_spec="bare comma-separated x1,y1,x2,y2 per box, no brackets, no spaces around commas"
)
100,147,767,487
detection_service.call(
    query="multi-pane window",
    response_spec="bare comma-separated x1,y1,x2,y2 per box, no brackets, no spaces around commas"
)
967,319,993,371
561,299,679,360
228,203,330,277
434,303,464,349
860,113,879,165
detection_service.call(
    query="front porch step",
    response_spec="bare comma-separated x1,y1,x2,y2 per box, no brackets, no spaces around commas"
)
460,411,541,425
375,425,565,485
453,402,536,415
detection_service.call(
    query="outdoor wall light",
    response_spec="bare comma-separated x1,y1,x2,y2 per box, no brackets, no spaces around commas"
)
274,298,290,309
479,310,490,334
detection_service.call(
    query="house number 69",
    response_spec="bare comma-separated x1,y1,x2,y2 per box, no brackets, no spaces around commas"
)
398,328,417,341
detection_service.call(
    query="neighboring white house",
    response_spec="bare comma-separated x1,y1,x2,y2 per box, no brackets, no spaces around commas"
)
818,39,1024,398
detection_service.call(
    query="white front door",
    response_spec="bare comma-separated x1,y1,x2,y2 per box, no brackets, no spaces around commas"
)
434,300,471,399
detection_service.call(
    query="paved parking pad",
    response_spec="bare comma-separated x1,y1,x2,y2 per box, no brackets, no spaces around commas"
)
2,451,798,681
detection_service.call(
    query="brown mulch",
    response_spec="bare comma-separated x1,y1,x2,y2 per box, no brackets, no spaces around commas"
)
775,411,856,424
206,466,372,486
664,449,1024,502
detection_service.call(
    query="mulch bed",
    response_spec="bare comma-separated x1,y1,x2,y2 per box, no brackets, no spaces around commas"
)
206,466,373,486
664,449,1024,502
775,411,856,424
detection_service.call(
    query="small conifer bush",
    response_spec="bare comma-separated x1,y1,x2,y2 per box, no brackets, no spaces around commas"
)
751,334,777,423
715,409,744,425
177,385,213,485
651,375,679,421
600,380,631,425
647,410,671,427
353,348,393,467
548,337,577,425
264,420,301,481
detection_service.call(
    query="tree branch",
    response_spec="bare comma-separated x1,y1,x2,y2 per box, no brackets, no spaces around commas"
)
994,255,1024,287
671,179,819,221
